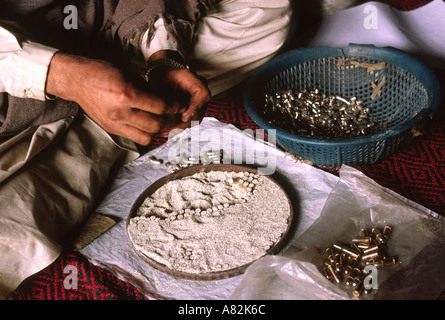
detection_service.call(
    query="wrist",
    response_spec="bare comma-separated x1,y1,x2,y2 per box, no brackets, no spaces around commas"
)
46,52,77,100
145,50,189,83
148,49,185,63
144,57,190,83
46,53,95,103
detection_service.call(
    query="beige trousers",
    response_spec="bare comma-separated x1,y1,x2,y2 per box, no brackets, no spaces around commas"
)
188,0,294,95
0,115,139,299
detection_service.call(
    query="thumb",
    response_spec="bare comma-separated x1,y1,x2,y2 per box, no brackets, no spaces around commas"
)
181,86,211,122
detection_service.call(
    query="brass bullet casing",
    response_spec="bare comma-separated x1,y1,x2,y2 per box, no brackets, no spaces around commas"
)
352,237,372,245
361,251,380,261
333,242,361,259
360,228,369,237
374,256,397,268
372,228,385,245
334,254,343,273
345,255,358,266
356,243,370,250
326,247,335,263
345,277,354,286
383,225,392,241
349,267,362,280
326,264,342,284
342,256,359,275
353,282,364,297
332,243,343,252
323,267,333,281
362,244,380,254
326,247,334,257
351,278,362,288
343,265,353,276
364,259,379,266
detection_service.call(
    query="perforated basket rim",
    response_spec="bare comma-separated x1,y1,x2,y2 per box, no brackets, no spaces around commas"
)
244,44,441,147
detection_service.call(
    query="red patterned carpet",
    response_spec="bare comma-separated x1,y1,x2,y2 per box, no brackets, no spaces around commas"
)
9,0,445,301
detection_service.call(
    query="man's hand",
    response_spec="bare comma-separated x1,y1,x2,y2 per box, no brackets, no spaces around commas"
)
146,50,211,125
46,52,209,145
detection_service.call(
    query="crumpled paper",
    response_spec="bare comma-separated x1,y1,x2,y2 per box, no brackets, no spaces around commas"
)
80,117,338,299
231,166,445,300
81,118,444,300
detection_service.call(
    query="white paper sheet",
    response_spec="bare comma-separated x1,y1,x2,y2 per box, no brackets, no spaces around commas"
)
80,118,339,299
80,117,442,300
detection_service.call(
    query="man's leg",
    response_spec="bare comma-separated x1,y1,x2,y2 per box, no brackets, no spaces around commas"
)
0,114,138,299
187,0,295,95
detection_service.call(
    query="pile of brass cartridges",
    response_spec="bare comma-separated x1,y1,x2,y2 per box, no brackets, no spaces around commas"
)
263,89,375,138
322,226,396,298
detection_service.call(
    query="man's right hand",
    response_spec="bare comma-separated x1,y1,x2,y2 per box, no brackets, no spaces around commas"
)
45,52,190,145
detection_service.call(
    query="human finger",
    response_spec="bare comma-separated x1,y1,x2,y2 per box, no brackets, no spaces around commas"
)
105,121,156,146
118,108,168,134
181,84,211,122
156,68,210,122
160,104,207,137
130,89,187,116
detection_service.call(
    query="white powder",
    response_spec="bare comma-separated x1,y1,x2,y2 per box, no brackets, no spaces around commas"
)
127,170,291,275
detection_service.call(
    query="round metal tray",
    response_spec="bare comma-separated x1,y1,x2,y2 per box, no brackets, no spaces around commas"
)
126,164,295,281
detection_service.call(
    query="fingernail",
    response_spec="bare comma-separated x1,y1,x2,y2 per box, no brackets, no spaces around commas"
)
182,114,191,122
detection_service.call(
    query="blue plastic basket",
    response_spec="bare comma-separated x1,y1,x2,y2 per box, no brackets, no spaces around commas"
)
244,44,441,167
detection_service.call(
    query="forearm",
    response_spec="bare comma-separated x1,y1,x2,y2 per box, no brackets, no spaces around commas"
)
46,52,136,110
45,50,188,146
45,53,94,104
